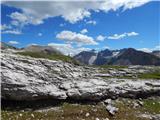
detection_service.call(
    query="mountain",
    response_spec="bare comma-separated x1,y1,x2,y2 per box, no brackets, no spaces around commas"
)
74,48,160,66
0,42,17,50
93,49,113,65
152,50,160,58
16,45,80,65
109,48,160,65
23,45,62,55
74,50,97,65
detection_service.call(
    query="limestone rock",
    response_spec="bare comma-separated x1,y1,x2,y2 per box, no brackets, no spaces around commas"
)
1,51,160,101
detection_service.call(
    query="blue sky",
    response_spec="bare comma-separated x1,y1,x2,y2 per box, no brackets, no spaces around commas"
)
1,1,160,55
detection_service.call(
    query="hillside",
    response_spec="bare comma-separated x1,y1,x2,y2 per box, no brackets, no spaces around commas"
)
0,42,17,50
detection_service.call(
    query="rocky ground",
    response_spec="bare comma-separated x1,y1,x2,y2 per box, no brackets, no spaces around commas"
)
1,50,160,120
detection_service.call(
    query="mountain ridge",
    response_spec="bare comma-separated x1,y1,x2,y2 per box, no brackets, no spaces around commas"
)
1,42,160,66
74,48,160,66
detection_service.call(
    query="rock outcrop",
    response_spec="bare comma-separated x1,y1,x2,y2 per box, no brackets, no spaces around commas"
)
1,51,160,101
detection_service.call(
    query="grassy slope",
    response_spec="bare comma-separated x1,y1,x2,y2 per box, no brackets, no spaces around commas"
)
16,51,80,65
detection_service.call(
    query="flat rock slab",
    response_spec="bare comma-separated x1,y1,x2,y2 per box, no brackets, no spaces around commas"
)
1,52,160,101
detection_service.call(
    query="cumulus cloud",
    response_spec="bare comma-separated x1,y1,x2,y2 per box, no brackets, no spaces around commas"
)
9,11,43,26
108,32,139,40
96,35,106,41
56,30,98,45
48,43,90,56
8,40,19,45
80,29,88,34
3,0,150,26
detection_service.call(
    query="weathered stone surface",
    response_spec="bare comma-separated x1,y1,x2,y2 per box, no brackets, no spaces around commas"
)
1,51,160,101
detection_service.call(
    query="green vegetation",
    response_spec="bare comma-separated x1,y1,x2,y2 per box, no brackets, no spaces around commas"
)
143,99,160,114
2,98,160,120
16,51,80,65
99,65,128,69
138,72,160,79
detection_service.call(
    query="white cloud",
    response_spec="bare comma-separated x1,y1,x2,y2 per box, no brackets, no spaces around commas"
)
9,12,28,24
80,29,88,34
108,32,139,40
9,11,43,26
127,32,139,36
56,30,98,45
8,40,19,45
2,30,22,35
86,20,96,25
11,20,19,26
27,43,38,47
48,43,90,56
0,24,12,30
1,24,22,35
138,48,152,53
138,45,160,53
38,33,42,36
108,33,126,39
96,35,106,41
4,0,150,26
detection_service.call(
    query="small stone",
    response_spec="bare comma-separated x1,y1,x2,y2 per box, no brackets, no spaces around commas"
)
19,113,22,117
106,104,118,115
80,110,83,113
133,102,139,108
85,112,90,117
31,113,34,118
137,101,143,106
95,118,100,120
103,118,109,120
104,99,112,105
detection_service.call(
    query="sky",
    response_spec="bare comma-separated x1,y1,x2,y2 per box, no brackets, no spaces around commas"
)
1,0,160,55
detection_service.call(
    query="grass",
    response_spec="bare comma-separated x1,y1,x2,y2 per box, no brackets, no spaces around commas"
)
16,51,80,65
143,99,160,114
98,65,128,69
100,70,160,80
2,98,160,120
138,72,160,79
